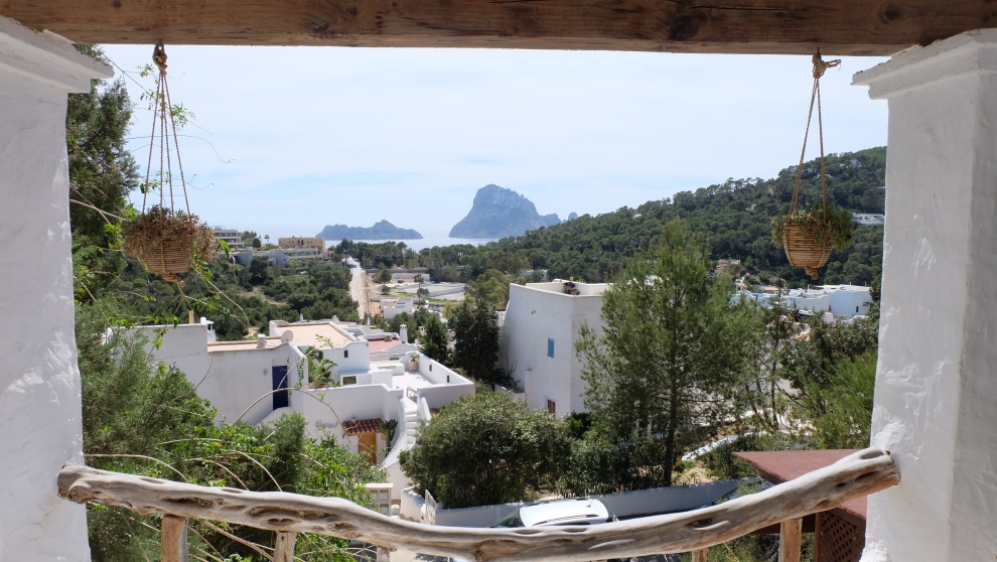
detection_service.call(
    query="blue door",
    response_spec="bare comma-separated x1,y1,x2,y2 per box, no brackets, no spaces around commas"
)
272,366,289,410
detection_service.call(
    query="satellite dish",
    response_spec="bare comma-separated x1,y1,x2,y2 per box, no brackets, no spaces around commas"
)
281,331,293,344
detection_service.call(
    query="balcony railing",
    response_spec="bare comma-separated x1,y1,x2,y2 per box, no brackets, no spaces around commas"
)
57,448,898,562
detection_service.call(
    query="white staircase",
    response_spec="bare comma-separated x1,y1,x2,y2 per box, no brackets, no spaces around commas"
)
403,401,420,449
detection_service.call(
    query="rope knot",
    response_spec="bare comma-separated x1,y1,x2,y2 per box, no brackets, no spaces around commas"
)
812,51,840,79
153,41,168,75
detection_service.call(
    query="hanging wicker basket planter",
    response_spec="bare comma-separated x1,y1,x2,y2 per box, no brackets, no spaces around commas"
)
772,52,853,280
782,223,833,279
122,207,216,283
122,42,215,284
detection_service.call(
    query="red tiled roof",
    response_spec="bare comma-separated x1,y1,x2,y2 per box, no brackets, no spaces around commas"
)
343,418,383,436
368,338,399,352
733,449,866,522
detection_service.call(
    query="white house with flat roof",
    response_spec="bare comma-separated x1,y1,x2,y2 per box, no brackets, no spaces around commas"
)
500,281,610,415
732,284,873,318
137,317,474,495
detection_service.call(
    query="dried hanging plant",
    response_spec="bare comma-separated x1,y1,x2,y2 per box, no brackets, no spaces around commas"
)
123,42,215,284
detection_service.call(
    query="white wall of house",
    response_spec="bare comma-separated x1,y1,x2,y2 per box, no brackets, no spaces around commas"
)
139,325,305,425
501,283,607,415
321,340,371,375
854,30,997,562
826,286,874,317
415,358,475,410
383,298,415,320
302,384,403,441
0,17,113,561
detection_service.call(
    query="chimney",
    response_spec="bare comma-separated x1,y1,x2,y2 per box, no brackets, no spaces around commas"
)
400,324,408,344
257,335,267,349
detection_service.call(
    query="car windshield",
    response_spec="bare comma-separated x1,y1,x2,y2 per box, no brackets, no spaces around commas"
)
492,513,524,528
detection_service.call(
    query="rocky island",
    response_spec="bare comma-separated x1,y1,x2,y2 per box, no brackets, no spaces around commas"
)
316,220,423,241
449,184,560,239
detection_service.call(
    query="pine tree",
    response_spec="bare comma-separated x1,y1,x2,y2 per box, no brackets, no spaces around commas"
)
576,220,752,486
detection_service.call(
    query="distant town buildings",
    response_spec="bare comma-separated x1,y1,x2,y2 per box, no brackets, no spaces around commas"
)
500,280,611,416
732,284,874,318
234,247,325,267
213,227,246,251
279,236,327,254
852,213,885,226
715,259,742,275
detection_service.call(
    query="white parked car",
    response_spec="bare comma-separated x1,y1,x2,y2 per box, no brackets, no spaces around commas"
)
493,498,612,528
450,499,613,562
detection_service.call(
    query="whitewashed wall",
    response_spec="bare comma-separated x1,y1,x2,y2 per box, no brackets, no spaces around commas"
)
0,17,113,562
501,283,605,414
854,30,997,562
140,325,305,425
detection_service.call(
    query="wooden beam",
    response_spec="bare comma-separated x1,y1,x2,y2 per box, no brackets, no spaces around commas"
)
2,0,996,56
778,518,802,562
58,448,899,562
692,548,709,562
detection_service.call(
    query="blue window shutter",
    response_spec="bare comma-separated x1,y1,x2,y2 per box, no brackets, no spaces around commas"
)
547,338,555,357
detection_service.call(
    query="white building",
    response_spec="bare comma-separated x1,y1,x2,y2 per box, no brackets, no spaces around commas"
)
382,297,415,320
234,247,324,267
732,284,874,318
213,227,246,250
852,213,886,226
500,281,610,415
137,317,475,494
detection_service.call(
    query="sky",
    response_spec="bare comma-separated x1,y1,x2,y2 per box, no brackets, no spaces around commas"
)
100,45,889,241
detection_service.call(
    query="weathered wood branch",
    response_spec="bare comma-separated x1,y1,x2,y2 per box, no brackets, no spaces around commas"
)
2,0,996,56
59,448,898,562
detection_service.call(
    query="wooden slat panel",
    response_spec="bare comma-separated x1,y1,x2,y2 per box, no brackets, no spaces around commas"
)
162,515,189,562
1,0,996,55
274,531,297,562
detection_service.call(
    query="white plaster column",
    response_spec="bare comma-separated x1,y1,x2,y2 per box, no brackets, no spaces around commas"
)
0,17,112,561
853,30,997,562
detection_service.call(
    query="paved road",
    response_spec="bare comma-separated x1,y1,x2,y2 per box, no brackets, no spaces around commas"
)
347,259,369,319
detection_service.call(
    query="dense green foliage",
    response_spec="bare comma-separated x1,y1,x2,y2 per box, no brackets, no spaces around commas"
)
399,392,571,508
67,45,140,302
77,304,383,562
449,300,505,385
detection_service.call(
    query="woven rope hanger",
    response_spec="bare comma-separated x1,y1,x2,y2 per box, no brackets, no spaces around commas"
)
788,51,840,220
141,41,191,216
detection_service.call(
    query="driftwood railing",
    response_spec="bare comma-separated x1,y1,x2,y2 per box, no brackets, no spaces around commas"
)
58,448,899,562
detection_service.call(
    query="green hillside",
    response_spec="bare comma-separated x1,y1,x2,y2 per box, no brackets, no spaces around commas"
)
418,147,886,288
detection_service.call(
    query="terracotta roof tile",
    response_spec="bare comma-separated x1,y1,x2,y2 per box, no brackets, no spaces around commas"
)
343,418,383,436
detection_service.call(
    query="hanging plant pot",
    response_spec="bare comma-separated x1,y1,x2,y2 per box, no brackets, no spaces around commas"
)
782,224,832,278
127,42,215,285
122,206,216,283
772,203,853,280
773,52,854,280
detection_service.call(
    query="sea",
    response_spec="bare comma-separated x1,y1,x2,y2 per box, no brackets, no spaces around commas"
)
325,235,498,253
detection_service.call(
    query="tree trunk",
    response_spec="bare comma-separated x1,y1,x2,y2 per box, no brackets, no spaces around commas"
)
663,383,680,487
